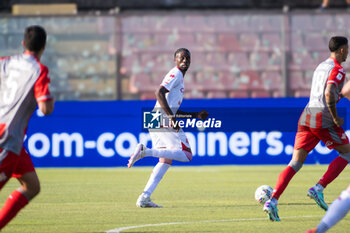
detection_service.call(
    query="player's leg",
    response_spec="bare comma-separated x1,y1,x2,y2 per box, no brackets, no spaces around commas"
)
318,144,350,189
128,129,192,168
305,185,350,233
0,148,37,230
136,158,172,208
308,127,350,211
263,148,308,222
264,126,318,221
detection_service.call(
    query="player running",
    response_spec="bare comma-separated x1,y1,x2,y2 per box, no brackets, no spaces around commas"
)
0,25,54,229
263,36,350,221
128,48,208,207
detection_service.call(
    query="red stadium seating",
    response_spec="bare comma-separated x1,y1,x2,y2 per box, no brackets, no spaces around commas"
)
239,33,260,51
228,90,249,98
207,91,227,99
261,71,282,91
129,73,155,93
251,90,271,98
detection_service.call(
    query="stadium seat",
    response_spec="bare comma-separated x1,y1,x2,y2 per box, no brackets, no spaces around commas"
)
184,15,208,32
250,15,278,32
196,71,225,91
195,32,216,51
153,33,196,51
239,33,260,51
184,90,205,99
261,71,282,91
140,52,172,73
123,33,153,52
249,52,269,69
206,52,228,70
227,52,250,71
312,51,330,64
303,70,313,89
313,16,335,31
261,33,282,51
228,90,249,98
207,91,227,99
291,15,313,31
121,54,140,75
163,16,186,32
140,92,156,100
183,73,197,89
129,73,155,93
288,71,304,91
218,34,240,51
208,16,230,31
226,16,250,32
239,71,264,90
294,90,310,98
304,34,327,50
290,33,305,51
251,90,271,98
289,52,314,70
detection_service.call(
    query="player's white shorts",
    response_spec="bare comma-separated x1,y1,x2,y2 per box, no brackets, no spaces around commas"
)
149,128,191,151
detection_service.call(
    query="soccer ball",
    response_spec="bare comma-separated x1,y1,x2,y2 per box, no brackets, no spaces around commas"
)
255,185,273,204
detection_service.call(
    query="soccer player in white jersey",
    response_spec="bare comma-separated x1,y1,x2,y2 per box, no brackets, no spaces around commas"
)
128,48,208,207
0,26,54,230
305,185,350,233
263,36,350,221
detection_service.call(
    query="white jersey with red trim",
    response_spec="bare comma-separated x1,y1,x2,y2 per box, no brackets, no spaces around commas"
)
0,54,52,154
154,67,185,116
299,57,345,128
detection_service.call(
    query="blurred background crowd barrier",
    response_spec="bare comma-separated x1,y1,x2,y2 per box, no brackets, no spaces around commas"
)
0,11,348,101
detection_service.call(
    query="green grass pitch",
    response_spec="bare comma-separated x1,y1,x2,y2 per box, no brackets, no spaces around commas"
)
1,165,350,232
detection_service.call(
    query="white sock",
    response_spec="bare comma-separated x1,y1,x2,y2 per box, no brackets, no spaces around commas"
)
143,162,171,197
145,148,190,162
315,183,324,192
317,190,350,233
271,197,278,205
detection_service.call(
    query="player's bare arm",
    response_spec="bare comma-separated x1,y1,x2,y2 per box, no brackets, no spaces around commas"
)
38,99,54,115
176,110,209,120
155,85,179,130
325,83,343,126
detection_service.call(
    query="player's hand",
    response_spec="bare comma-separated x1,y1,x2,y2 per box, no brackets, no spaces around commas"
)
196,110,209,120
333,116,344,127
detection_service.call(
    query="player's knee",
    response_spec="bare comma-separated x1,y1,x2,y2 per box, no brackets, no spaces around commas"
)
340,152,350,162
159,158,172,165
22,179,41,200
288,160,303,172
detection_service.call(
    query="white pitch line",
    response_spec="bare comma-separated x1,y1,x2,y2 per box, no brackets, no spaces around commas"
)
106,215,322,233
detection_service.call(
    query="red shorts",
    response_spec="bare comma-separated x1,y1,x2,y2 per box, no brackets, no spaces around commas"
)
295,125,349,152
0,147,35,189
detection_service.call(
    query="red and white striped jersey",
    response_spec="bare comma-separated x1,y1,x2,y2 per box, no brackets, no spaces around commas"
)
0,53,52,155
299,57,345,128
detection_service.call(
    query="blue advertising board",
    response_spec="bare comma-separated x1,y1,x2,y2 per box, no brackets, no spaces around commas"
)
24,98,350,167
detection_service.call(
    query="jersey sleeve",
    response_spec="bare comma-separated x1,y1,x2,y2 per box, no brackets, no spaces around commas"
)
327,67,345,87
160,72,179,92
34,65,53,102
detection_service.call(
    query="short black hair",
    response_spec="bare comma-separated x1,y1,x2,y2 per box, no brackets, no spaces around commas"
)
329,36,348,52
24,25,47,52
174,48,190,58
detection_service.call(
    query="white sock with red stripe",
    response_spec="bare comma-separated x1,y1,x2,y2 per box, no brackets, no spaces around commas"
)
143,162,171,197
145,148,191,162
